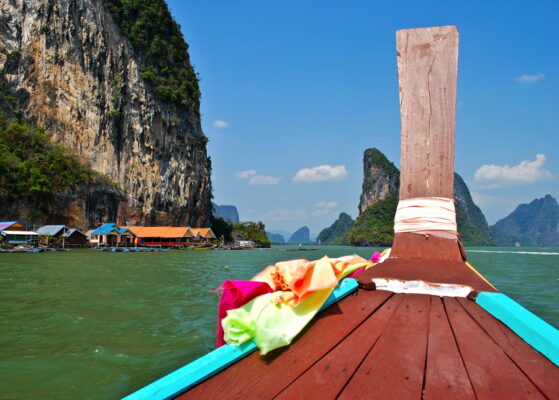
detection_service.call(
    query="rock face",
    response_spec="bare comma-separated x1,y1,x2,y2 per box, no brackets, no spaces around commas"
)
491,195,559,247
353,148,493,246
454,174,494,245
316,212,354,245
288,226,310,243
0,0,212,227
358,148,400,215
266,231,285,243
212,203,239,224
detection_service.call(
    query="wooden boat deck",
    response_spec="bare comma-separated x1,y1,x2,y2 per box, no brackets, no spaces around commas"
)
178,289,559,399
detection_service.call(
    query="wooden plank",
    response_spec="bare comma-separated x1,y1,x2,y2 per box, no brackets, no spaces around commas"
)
476,292,559,367
178,290,392,399
356,258,497,293
397,26,458,200
458,298,559,399
390,232,463,261
123,279,359,400
444,297,545,399
424,297,475,400
275,294,404,400
338,294,431,400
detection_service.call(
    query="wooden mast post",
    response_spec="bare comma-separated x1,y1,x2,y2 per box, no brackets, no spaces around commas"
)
358,25,495,291
390,25,463,261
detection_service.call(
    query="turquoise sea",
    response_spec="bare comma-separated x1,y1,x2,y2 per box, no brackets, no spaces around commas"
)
0,246,557,399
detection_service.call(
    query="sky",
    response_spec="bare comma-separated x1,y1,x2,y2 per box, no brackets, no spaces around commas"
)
166,0,558,236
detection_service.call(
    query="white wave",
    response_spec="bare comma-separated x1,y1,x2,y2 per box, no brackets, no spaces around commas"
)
468,250,559,256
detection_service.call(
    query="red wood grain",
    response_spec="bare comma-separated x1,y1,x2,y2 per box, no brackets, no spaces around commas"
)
424,296,475,399
274,294,404,400
458,298,559,399
391,232,463,261
356,257,497,293
444,297,545,399
338,294,431,400
178,290,392,399
397,26,458,200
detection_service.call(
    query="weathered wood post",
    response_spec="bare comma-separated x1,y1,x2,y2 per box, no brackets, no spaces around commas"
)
390,25,463,261
358,26,495,291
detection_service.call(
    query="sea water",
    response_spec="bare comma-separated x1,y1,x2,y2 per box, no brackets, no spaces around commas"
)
0,246,557,399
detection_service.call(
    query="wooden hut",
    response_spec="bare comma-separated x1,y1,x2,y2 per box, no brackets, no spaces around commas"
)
123,226,194,247
123,26,559,400
190,228,217,243
62,229,88,246
89,223,135,246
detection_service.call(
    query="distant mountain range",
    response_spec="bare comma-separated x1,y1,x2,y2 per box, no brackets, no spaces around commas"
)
490,194,559,247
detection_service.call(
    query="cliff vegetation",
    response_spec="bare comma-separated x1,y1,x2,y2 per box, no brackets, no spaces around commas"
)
104,0,201,109
347,194,398,246
0,73,117,221
316,212,354,245
232,222,271,248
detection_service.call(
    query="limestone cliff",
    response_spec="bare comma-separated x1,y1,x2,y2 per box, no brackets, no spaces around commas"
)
349,148,493,246
212,202,240,224
358,148,400,215
454,173,494,245
288,226,310,243
0,0,212,227
316,212,354,245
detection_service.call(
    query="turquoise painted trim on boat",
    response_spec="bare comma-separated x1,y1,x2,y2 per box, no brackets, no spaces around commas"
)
122,278,359,400
476,292,559,367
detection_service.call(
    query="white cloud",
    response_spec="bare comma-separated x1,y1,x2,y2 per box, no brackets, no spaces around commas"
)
293,165,348,183
235,169,279,185
249,175,280,185
235,169,256,179
515,73,545,83
474,154,553,188
312,201,339,216
212,120,230,128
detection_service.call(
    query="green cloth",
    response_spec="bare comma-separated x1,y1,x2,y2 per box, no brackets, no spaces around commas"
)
223,288,332,355
222,262,370,355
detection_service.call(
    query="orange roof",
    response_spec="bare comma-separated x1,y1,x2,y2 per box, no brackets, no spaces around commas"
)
122,226,193,238
191,228,216,239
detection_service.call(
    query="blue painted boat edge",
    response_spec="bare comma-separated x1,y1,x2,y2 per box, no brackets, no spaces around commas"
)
476,292,559,367
122,278,359,400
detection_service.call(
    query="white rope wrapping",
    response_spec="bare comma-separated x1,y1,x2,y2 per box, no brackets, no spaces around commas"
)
394,197,457,234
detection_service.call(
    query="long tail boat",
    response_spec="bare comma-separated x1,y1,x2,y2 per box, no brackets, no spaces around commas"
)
124,26,559,400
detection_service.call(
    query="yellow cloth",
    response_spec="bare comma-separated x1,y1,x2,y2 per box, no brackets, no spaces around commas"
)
223,255,369,354
251,254,367,305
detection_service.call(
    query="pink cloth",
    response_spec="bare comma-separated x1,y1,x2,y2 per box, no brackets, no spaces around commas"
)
214,280,273,347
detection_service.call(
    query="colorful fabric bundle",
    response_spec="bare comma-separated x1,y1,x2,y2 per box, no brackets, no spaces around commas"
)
214,280,274,347
213,254,373,354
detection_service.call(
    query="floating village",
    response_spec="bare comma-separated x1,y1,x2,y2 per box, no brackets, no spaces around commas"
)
0,220,229,252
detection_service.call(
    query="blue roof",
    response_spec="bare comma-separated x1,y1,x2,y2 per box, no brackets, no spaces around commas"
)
36,225,68,236
90,223,134,236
